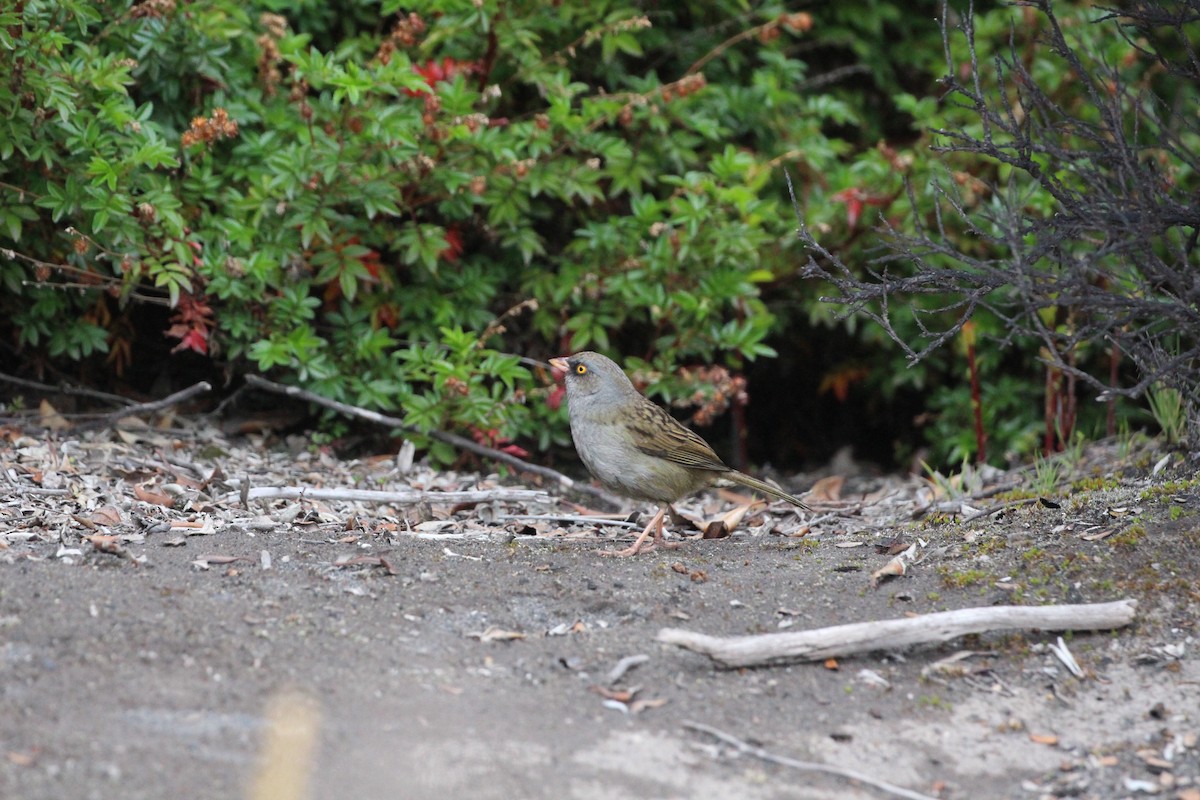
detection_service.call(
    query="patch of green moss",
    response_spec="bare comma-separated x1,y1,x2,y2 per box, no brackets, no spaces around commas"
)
1138,477,1200,502
1110,523,1146,550
1072,476,1120,492
975,537,1008,556
1021,546,1048,563
992,489,1039,503
938,567,991,589
916,694,953,711
783,539,820,556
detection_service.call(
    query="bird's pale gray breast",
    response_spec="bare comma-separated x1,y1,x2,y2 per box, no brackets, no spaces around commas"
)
568,412,699,503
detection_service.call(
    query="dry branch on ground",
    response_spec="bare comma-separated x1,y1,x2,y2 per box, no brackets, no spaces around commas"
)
658,600,1137,668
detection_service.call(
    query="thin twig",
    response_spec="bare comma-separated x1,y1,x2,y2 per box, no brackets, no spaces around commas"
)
209,382,250,418
683,722,938,800
243,373,618,505
223,486,551,505
685,18,778,76
118,455,210,481
961,496,1039,524
0,370,136,407
495,513,643,529
157,452,211,480
407,531,609,543
507,533,614,545
606,654,650,684
79,382,213,429
795,2,1200,409
7,487,70,497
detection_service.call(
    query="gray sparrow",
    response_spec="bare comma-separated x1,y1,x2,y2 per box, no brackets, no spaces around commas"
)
550,351,808,556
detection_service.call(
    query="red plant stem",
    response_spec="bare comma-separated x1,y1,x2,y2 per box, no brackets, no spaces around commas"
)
1063,348,1077,444
1107,343,1120,436
1044,363,1057,456
966,335,987,464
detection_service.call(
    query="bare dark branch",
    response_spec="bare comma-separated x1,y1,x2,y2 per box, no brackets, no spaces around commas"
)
797,0,1200,439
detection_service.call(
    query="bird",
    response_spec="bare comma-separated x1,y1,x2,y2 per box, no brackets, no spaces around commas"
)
549,351,808,557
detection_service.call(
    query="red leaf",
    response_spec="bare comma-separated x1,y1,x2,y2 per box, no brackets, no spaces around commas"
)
845,197,864,228
547,384,565,411
173,328,209,355
832,187,890,230
166,294,214,354
404,58,476,97
439,225,464,263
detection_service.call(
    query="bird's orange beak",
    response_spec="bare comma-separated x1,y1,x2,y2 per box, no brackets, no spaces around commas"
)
549,357,569,372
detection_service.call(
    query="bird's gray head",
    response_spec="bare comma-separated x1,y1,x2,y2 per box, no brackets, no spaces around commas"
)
549,351,637,406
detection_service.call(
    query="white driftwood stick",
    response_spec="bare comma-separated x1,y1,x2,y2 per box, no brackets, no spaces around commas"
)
658,599,1137,668
225,487,551,505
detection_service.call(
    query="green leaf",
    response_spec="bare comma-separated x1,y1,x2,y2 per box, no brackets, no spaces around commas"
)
86,157,119,191
1,212,20,241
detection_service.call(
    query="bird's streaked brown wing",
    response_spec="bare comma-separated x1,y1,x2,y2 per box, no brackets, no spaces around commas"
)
626,397,731,473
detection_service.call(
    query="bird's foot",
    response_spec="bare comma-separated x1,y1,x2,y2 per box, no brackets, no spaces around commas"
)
597,507,672,557
597,542,649,557
650,537,682,551
597,536,681,557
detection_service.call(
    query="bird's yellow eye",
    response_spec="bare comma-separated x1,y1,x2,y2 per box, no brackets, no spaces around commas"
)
575,364,588,375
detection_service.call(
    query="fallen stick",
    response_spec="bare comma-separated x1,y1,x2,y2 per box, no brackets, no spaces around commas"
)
0,369,137,408
83,381,213,428
685,721,937,800
244,374,617,505
1,377,212,430
496,513,643,529
658,599,1137,668
223,486,552,505
960,496,1040,524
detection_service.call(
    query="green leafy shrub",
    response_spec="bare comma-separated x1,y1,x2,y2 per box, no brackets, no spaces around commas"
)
7,0,1178,469
798,1,1199,463
0,1,874,460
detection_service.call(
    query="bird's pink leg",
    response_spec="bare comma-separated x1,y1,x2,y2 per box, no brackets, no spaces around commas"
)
599,508,663,557
599,507,679,557
650,507,681,551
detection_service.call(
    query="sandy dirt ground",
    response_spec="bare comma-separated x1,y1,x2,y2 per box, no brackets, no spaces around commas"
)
2,423,1198,800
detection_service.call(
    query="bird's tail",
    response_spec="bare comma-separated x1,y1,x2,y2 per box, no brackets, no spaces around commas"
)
727,471,809,510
